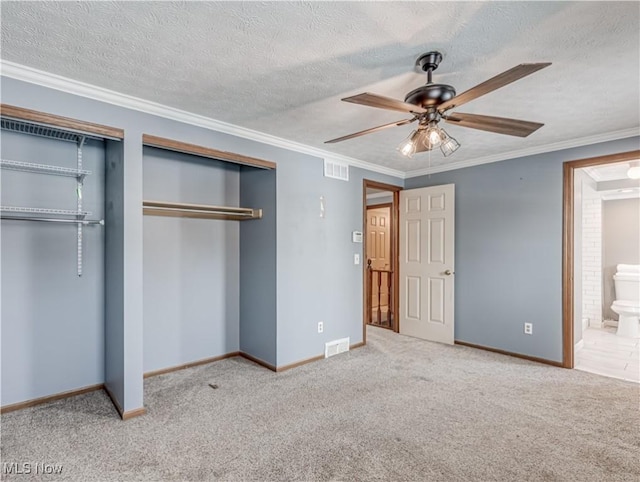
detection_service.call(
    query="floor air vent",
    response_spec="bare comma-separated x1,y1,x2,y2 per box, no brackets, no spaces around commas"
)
325,337,350,358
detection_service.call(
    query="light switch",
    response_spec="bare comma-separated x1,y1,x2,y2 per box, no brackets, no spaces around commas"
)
354,254,360,265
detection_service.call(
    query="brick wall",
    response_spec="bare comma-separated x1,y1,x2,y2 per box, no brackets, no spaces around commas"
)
582,196,602,327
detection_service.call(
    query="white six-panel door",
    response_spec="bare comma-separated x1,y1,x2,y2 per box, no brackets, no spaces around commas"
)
399,184,455,344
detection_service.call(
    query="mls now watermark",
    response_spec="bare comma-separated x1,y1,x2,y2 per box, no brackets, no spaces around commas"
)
2,462,63,475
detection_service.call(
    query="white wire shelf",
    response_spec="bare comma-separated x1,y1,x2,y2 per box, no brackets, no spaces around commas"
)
0,117,101,143
0,159,91,178
0,216,103,225
1,112,109,277
0,206,91,217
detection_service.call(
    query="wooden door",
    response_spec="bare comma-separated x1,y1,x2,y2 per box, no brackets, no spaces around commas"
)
399,185,455,344
367,206,391,322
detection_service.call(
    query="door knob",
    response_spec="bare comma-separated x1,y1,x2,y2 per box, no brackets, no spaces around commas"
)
444,269,454,276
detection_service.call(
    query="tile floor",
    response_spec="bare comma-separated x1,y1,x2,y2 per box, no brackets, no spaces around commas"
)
575,326,639,383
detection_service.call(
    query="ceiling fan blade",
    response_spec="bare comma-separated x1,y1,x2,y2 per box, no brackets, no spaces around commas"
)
325,118,415,144
342,92,426,114
443,112,544,137
438,63,551,112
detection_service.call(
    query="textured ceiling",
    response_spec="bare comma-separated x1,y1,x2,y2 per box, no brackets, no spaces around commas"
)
1,1,639,173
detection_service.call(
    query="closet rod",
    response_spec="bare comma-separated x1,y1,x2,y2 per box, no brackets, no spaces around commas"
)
142,200,262,221
0,216,104,225
145,206,256,218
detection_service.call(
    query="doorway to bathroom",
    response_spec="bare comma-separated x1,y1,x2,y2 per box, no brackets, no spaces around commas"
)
563,149,640,382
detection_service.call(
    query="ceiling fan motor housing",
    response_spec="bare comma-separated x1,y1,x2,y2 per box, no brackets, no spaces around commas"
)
404,84,456,109
406,51,456,109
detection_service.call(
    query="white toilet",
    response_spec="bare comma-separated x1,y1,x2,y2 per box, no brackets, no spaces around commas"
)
611,264,640,338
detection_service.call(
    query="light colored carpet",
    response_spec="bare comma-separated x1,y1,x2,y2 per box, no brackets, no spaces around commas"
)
1,326,639,481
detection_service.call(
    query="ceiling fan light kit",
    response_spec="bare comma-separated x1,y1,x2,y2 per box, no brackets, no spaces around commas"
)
396,123,460,158
326,51,551,159
439,131,461,157
425,123,445,148
398,129,421,158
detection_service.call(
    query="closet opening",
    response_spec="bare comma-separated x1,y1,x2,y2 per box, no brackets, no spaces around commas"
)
0,104,123,414
141,134,277,397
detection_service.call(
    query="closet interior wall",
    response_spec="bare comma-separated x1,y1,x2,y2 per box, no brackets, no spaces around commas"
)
1,130,106,406
239,165,277,367
142,147,240,374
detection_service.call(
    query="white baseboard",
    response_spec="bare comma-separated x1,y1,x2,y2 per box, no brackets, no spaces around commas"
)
574,339,585,351
603,319,619,328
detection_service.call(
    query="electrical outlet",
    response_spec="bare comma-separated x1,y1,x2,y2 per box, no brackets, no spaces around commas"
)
318,321,324,333
524,322,533,335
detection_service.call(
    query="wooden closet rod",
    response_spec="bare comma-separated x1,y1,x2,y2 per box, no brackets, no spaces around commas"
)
143,201,262,221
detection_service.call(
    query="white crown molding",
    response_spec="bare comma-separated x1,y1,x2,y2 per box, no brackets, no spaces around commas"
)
0,60,405,179
582,166,604,182
3,60,638,181
405,128,640,178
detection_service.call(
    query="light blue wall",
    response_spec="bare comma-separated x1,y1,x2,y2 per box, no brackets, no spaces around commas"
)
239,167,277,366
104,140,125,407
275,160,402,366
406,136,640,362
121,133,144,411
1,76,404,408
1,131,105,406
143,148,240,373
4,72,636,408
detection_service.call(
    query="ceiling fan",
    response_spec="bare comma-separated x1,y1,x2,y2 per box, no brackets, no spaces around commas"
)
325,52,551,158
